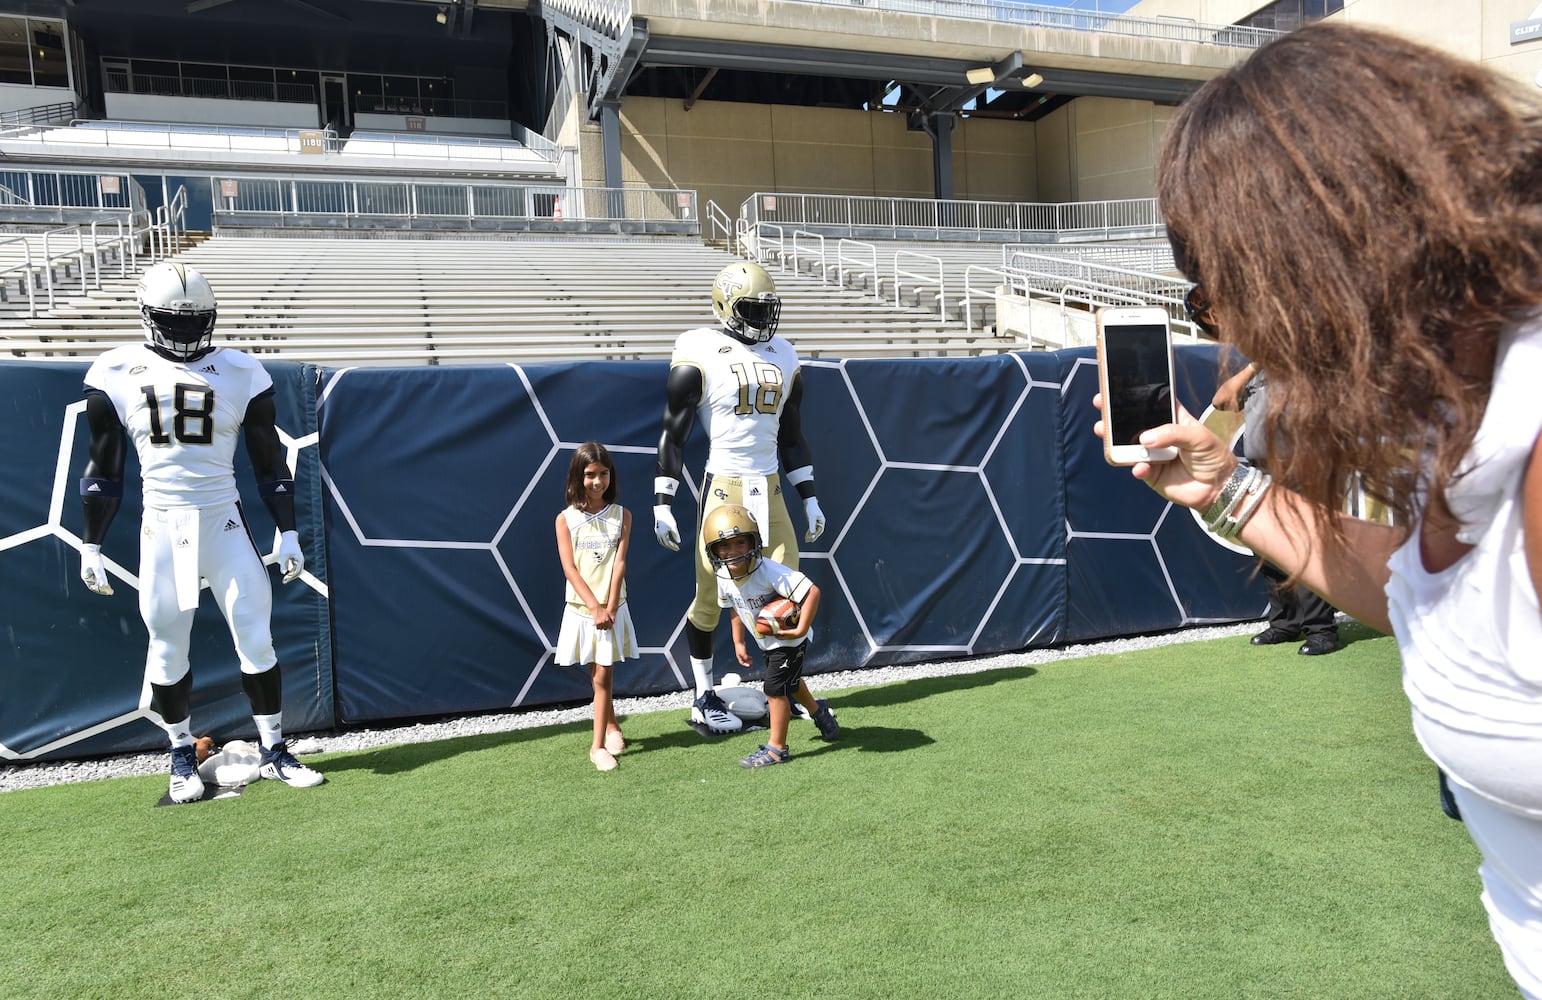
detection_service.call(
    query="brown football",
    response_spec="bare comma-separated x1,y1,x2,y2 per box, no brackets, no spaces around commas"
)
755,597,800,636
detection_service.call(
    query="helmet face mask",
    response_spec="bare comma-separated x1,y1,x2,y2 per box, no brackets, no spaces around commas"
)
711,262,781,343
703,504,763,579
138,263,217,362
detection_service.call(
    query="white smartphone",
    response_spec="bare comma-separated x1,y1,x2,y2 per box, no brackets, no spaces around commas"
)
1096,305,1179,465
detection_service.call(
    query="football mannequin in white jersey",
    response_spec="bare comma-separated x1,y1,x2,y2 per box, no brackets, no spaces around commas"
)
654,261,828,734
79,262,323,804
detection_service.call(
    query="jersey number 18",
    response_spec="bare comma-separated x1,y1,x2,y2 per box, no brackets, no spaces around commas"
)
142,383,215,446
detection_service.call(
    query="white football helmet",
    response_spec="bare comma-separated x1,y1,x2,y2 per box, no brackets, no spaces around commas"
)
703,503,762,579
138,262,217,362
711,262,781,343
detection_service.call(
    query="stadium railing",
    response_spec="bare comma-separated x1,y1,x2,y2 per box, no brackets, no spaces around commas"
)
209,176,698,236
738,191,1166,244
786,0,1282,47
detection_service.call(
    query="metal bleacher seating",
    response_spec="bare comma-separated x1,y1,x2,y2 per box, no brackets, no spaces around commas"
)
0,233,1021,365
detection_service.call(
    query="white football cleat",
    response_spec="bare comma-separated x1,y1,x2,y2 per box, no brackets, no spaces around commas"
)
690,690,743,734
258,741,326,788
168,745,205,804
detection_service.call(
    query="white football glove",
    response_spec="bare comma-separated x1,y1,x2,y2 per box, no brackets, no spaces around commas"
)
654,505,681,551
277,530,304,584
803,496,826,542
80,543,113,596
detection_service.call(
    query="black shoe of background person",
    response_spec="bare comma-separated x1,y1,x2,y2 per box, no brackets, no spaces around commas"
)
1250,626,1298,646
1298,633,1341,656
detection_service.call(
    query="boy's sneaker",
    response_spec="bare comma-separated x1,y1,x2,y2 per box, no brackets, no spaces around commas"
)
811,698,841,741
738,743,790,769
168,744,205,804
690,690,743,734
258,741,326,788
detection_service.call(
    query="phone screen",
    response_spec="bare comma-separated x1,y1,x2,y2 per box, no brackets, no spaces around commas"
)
1103,323,1174,446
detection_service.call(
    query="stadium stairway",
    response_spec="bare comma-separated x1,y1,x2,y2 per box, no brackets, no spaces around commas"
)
1,234,1024,365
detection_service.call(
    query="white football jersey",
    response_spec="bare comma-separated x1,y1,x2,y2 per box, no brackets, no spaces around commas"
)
83,345,274,509
670,326,801,477
717,557,814,651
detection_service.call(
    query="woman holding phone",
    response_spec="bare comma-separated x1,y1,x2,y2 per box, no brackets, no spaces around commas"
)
1094,22,1542,997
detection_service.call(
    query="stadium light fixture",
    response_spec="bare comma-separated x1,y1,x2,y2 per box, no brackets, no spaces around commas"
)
436,6,448,24
1023,72,1044,89
965,66,996,85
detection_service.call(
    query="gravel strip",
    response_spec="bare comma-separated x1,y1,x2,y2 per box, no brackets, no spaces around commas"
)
0,622,1263,793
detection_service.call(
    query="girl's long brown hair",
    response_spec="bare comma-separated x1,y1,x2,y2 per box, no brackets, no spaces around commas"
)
565,441,618,509
1159,21,1542,539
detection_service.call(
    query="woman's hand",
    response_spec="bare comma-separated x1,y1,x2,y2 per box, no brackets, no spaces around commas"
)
1093,394,1239,512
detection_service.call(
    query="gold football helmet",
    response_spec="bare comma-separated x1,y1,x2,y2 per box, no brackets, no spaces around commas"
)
703,503,762,578
711,262,781,343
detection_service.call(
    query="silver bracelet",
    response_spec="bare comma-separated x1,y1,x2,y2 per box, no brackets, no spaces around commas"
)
1215,471,1273,540
1202,461,1253,530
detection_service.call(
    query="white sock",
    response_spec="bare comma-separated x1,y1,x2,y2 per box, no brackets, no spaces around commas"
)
165,720,193,748
254,712,283,749
690,657,714,698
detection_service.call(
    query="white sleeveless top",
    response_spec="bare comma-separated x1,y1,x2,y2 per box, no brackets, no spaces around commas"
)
562,503,627,617
1386,317,1542,739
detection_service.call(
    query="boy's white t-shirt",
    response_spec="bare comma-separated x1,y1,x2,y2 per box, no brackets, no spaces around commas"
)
717,557,814,651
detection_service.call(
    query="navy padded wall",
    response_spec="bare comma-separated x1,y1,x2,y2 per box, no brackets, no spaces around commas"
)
0,361,331,761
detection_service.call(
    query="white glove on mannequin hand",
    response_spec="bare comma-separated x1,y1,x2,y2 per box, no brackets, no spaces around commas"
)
803,497,826,542
277,530,304,583
80,544,113,595
654,505,681,551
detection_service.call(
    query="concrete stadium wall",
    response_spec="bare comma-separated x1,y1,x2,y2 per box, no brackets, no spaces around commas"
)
580,94,1176,215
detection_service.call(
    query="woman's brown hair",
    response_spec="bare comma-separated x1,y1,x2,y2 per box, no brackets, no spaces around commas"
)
1159,21,1542,538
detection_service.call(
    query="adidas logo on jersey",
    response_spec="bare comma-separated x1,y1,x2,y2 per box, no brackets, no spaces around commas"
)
748,485,762,497
223,519,240,532
200,364,219,374
176,538,191,547
271,483,289,494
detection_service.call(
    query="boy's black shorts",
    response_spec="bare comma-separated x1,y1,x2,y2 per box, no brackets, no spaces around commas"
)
762,641,808,699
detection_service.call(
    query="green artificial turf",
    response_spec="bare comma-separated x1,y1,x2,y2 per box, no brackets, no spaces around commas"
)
0,625,1515,999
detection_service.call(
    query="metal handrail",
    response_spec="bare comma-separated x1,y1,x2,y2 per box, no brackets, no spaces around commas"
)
786,0,1283,47
0,234,37,316
749,221,784,268
894,249,945,321
791,231,827,284
208,177,698,234
704,200,733,249
962,264,1014,336
835,238,879,300
740,191,1165,243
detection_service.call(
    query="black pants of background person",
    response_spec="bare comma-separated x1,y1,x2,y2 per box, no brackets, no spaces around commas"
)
1253,562,1340,655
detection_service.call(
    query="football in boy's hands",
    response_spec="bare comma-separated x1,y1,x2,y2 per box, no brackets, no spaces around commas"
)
755,597,800,636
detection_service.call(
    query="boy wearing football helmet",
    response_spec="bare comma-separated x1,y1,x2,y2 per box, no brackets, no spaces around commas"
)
703,505,838,767
78,262,323,804
654,262,829,736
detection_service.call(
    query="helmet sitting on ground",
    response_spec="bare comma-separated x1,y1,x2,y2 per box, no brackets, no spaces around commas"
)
138,262,218,362
703,504,763,578
711,262,781,343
